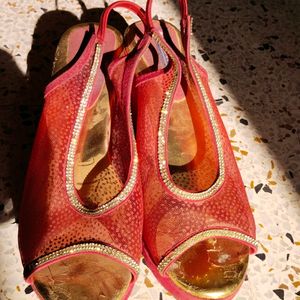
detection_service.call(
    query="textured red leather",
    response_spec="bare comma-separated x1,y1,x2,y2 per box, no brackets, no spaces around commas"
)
134,15,256,267
18,2,147,277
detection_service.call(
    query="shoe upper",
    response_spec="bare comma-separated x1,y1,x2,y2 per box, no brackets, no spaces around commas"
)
134,31,257,267
18,33,143,273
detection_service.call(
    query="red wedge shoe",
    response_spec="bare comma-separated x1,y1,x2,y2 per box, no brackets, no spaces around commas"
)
129,0,258,299
18,2,148,299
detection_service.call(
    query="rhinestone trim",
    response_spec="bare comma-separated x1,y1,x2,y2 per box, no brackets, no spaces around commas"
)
155,33,225,200
24,242,139,277
65,44,138,215
157,229,259,273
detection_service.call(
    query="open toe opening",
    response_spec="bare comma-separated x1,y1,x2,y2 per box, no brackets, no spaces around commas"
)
167,239,249,299
32,254,132,300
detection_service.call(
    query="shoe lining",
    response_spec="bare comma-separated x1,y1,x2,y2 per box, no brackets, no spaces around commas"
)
167,238,249,299
125,21,219,193
33,254,131,300
53,23,131,209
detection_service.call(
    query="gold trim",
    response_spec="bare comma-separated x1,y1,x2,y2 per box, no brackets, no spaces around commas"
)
155,33,225,200
25,243,139,277
158,229,258,273
65,44,138,215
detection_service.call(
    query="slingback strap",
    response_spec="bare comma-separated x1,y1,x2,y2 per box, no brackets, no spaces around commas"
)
146,0,191,59
146,0,188,27
97,1,147,43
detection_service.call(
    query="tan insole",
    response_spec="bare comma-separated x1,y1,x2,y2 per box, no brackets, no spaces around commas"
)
33,254,132,300
167,239,249,299
32,23,132,300
53,23,125,209
73,84,123,209
124,22,249,299
124,22,218,193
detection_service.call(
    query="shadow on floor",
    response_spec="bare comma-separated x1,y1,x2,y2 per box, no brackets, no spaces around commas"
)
0,50,28,222
175,0,300,193
0,9,79,223
0,1,128,222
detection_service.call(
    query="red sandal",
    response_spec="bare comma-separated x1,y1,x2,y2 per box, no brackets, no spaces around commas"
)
129,0,258,299
18,2,148,299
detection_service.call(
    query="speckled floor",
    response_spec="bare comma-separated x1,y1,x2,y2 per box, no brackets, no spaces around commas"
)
0,0,299,299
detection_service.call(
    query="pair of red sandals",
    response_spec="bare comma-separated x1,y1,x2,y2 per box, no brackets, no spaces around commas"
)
18,0,257,299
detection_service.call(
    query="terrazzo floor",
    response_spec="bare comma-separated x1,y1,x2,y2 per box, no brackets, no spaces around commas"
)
0,0,299,299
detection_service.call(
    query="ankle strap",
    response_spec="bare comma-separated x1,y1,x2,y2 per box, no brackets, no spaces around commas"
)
146,0,191,58
97,1,147,43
